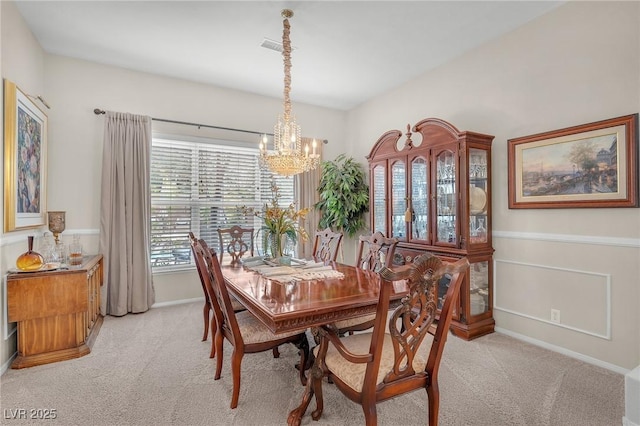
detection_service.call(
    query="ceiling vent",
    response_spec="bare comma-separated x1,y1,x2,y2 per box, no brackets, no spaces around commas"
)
261,38,296,53
261,38,283,52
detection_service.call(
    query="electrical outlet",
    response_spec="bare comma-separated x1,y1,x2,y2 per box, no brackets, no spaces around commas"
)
551,309,561,324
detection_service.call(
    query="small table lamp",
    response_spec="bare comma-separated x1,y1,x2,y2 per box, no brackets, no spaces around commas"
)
48,211,66,244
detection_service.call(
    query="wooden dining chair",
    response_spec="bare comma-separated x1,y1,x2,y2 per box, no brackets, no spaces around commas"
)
312,228,343,262
331,232,400,335
288,253,469,426
188,232,214,345
188,232,245,358
355,231,399,272
193,238,310,409
217,225,254,266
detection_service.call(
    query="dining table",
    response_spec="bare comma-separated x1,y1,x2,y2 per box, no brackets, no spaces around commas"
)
220,259,410,335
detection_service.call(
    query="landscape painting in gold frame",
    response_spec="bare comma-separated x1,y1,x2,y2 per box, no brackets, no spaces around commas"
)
3,79,48,232
508,114,638,209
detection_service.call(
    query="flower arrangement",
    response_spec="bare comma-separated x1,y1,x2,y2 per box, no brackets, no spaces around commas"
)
240,181,309,259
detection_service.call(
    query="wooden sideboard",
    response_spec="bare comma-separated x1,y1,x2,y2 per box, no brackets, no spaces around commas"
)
7,254,103,369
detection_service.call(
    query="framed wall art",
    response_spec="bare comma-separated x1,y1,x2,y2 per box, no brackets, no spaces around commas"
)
3,79,48,232
508,114,638,209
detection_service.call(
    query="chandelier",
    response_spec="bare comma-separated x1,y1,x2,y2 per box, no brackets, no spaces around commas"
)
259,9,320,177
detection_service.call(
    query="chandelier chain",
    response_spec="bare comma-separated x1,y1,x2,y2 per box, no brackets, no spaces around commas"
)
282,17,292,123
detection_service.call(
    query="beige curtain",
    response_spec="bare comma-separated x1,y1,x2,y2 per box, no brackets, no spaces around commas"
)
296,138,323,259
99,111,155,316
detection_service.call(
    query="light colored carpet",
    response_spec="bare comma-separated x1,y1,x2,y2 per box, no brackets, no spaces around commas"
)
0,302,624,425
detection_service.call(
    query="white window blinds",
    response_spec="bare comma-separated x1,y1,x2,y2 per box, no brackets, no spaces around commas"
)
150,136,294,269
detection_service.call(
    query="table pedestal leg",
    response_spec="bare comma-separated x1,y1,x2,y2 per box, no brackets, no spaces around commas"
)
289,327,327,425
294,333,312,386
288,360,322,425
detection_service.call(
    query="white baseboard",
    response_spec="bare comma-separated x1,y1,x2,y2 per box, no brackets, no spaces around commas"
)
498,328,638,426
495,327,629,375
625,366,640,426
151,297,204,308
1,352,17,376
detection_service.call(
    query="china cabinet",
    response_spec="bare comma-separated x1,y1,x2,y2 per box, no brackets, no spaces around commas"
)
7,254,103,368
367,118,494,339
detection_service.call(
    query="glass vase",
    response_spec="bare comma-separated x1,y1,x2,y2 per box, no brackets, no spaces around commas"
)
16,236,45,271
268,233,283,259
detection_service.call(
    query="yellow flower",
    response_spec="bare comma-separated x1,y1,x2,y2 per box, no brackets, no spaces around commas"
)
239,181,308,257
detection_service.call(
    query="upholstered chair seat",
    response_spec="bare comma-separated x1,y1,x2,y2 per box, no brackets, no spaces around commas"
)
229,297,246,313
235,310,304,344
331,313,377,332
317,332,432,393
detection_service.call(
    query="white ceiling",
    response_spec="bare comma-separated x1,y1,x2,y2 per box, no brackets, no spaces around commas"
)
15,1,564,111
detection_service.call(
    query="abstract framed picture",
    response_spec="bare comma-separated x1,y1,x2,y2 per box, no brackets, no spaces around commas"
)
3,79,48,232
508,114,638,209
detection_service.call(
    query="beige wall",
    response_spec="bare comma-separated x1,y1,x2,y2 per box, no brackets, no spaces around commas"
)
0,1,346,371
42,54,346,313
345,1,639,371
1,1,639,373
0,0,46,371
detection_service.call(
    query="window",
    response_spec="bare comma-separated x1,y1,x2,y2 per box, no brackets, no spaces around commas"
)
150,135,293,270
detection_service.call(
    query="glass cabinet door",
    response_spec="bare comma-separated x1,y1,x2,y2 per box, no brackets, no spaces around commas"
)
469,148,488,244
372,164,386,235
390,161,406,239
435,150,456,244
469,260,489,316
410,157,428,241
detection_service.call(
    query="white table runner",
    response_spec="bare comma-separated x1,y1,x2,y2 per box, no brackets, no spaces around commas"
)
241,257,345,283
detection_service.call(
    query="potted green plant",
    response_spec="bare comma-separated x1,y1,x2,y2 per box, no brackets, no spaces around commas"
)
315,154,369,238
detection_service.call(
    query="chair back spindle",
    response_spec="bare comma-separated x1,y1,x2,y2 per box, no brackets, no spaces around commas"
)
217,226,254,266
312,228,343,262
356,231,399,271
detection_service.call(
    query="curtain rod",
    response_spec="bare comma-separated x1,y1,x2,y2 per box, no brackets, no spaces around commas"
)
93,108,273,137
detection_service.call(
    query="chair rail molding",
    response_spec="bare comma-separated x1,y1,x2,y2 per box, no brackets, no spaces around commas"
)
493,230,640,248
1,229,100,246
